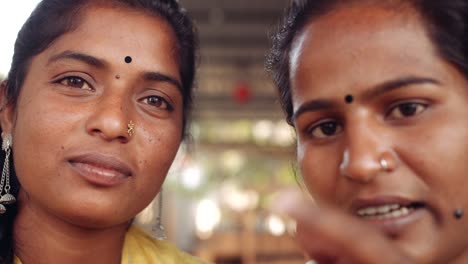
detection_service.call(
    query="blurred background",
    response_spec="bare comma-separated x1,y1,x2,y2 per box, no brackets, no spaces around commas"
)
0,1,306,263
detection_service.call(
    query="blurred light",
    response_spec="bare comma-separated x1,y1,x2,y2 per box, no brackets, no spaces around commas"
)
195,199,221,239
181,165,203,190
266,214,286,236
135,199,156,225
190,122,201,141
253,120,274,144
221,183,259,212
222,150,245,173
272,120,295,146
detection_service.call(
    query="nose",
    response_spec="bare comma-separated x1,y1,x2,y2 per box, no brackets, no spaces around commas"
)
85,92,132,143
339,119,395,183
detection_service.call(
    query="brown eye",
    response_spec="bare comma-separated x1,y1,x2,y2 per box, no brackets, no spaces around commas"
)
388,102,427,119
144,96,173,111
59,76,92,91
308,121,343,139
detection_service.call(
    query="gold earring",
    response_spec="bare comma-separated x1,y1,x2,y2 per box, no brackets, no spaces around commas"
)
127,120,135,137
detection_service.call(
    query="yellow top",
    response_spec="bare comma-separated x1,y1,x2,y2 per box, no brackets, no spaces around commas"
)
14,225,207,264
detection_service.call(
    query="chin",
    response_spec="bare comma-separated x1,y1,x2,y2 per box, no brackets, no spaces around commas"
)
64,212,130,229
392,231,468,264
57,203,134,229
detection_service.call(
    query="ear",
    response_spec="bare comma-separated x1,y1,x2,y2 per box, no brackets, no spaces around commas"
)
0,80,15,137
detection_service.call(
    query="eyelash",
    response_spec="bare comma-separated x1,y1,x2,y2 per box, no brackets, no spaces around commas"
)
385,101,428,120
141,95,174,111
54,76,174,111
306,119,343,139
55,76,94,91
305,101,428,139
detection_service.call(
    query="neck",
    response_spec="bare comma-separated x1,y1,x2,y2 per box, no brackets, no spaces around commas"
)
13,193,129,264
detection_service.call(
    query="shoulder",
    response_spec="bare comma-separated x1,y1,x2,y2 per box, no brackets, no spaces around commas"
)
124,225,208,264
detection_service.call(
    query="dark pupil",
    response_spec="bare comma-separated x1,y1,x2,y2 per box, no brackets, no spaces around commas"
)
68,77,83,88
148,96,162,107
320,122,337,135
399,103,417,116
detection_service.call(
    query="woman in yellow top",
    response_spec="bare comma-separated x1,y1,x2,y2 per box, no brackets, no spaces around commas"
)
269,0,468,263
0,0,205,263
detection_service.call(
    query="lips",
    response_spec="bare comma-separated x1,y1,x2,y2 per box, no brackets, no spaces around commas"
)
349,196,428,236
357,203,421,220
351,197,425,221
67,153,133,186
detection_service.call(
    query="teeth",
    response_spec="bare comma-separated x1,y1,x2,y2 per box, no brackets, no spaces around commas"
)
357,204,412,220
377,205,391,214
357,204,399,216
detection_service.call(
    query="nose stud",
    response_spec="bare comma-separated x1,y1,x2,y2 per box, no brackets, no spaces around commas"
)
127,120,135,137
380,158,389,171
379,152,396,172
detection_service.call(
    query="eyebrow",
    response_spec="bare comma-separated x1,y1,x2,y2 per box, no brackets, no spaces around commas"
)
48,50,183,91
47,50,106,68
361,76,440,100
143,72,182,92
292,76,440,121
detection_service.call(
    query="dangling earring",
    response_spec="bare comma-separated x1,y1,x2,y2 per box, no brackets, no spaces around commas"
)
152,189,167,240
0,133,15,214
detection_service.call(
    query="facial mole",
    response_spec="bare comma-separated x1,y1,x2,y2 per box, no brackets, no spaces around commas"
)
125,56,132,64
454,208,464,219
345,95,354,104
115,75,120,79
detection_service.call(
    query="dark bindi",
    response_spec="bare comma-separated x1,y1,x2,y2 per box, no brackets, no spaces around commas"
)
125,56,132,64
345,94,354,104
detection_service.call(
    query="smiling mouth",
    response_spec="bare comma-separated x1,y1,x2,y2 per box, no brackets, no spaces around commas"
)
356,203,425,220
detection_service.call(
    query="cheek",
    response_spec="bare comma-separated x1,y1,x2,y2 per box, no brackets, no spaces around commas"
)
130,125,181,211
399,123,468,199
11,118,81,212
12,97,78,181
136,123,181,183
298,141,341,204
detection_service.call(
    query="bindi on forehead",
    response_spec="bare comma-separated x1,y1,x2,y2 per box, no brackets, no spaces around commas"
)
115,56,133,79
345,94,354,104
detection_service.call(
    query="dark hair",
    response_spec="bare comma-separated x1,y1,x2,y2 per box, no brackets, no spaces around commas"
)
267,0,468,125
0,0,197,263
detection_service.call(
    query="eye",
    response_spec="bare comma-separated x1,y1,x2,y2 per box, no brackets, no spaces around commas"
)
58,76,93,91
387,102,427,119
307,121,343,139
143,95,173,111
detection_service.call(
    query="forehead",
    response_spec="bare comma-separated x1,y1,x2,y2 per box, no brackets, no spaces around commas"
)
42,5,179,73
289,4,440,101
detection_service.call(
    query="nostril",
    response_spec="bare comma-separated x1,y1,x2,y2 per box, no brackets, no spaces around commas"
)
117,135,130,143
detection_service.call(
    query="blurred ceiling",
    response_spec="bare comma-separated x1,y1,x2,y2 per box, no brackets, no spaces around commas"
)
179,0,289,120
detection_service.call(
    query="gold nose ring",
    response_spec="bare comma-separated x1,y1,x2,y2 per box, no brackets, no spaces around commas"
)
127,120,135,137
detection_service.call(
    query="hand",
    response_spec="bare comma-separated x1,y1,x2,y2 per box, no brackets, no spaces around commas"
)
271,190,413,264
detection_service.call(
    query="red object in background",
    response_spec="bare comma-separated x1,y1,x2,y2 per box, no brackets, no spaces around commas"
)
233,81,251,104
